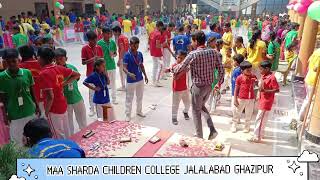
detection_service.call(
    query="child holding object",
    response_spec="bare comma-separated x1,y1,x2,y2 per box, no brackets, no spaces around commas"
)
249,61,279,143
232,61,257,133
83,59,111,119
123,37,149,122
165,50,191,125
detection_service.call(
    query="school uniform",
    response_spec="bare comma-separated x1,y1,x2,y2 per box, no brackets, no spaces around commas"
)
19,59,45,117
63,64,87,135
230,67,242,116
171,63,191,119
81,44,104,113
232,74,257,129
0,68,36,146
39,65,73,139
117,34,130,89
123,50,145,118
253,73,279,140
29,138,85,158
97,38,118,103
162,30,172,71
149,29,164,84
84,72,111,119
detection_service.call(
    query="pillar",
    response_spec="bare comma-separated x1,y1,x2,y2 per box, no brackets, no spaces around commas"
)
297,14,306,39
124,0,128,14
160,0,164,13
144,0,148,15
297,17,319,76
251,3,257,20
52,0,61,25
309,73,320,137
173,0,177,12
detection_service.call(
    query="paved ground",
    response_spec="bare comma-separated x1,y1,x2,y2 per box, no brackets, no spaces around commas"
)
64,33,298,156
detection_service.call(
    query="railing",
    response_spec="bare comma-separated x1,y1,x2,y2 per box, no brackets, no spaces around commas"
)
240,0,261,9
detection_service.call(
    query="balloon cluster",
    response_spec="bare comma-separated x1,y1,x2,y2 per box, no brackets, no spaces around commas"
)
287,0,313,14
308,1,320,22
95,0,103,9
55,0,64,10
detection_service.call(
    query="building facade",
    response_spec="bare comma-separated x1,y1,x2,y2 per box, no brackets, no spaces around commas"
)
0,0,186,20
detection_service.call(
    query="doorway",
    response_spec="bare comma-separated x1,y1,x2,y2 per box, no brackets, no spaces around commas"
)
34,3,49,20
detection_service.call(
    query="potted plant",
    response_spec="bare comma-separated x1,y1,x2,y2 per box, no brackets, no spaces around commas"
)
0,142,29,179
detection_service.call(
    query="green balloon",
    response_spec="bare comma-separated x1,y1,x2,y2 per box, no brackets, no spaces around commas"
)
95,3,100,8
55,2,61,8
308,1,320,22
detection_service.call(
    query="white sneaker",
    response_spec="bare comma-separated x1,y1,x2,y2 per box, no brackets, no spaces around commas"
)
154,82,163,87
137,112,146,118
243,125,250,133
125,116,131,122
89,110,95,117
231,123,237,133
117,87,126,91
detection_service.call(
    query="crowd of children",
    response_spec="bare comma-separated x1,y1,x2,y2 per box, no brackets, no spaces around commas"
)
0,9,309,147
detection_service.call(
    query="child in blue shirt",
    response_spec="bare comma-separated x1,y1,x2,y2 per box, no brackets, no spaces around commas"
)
123,37,149,121
83,59,111,119
173,26,191,55
231,54,245,127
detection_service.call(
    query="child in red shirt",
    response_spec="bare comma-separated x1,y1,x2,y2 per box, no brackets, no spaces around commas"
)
81,31,104,117
249,61,279,143
165,50,190,125
112,26,129,91
38,47,80,139
74,18,85,44
232,61,257,133
18,45,44,117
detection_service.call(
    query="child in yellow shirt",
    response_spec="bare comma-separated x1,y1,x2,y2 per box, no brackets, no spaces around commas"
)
283,42,298,85
233,36,247,58
221,47,233,93
222,23,233,57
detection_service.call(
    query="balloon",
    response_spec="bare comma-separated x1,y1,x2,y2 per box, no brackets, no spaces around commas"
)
287,4,294,9
98,4,102,8
55,2,61,8
95,0,101,3
294,3,300,11
58,0,64,3
95,3,100,8
59,4,64,10
297,4,308,14
308,1,320,22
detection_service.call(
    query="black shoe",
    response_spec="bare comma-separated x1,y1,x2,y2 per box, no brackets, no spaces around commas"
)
183,112,190,120
172,118,178,125
208,127,218,140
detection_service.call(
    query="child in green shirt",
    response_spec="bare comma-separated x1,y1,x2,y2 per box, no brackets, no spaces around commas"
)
54,48,87,135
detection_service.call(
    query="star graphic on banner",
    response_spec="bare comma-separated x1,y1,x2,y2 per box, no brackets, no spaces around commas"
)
288,161,300,173
23,164,35,176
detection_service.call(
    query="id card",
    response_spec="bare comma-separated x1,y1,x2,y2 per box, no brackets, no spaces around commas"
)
18,97,24,106
104,90,107,97
68,83,74,91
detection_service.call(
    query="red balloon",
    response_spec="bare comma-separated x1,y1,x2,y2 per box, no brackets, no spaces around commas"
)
95,0,101,3
58,0,64,4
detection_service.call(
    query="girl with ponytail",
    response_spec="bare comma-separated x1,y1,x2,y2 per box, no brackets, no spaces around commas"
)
247,29,267,78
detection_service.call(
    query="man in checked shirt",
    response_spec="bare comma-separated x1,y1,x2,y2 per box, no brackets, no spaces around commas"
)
173,31,225,140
